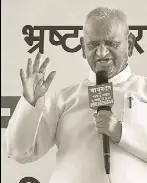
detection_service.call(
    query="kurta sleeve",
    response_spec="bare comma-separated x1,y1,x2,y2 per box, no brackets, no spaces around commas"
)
118,99,147,163
3,93,60,164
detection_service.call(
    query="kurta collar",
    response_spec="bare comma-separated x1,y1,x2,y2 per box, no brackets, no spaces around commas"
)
88,66,132,86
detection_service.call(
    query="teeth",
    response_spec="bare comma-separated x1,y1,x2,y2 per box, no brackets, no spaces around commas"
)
98,59,112,66
100,60,107,62
99,59,111,62
99,60,111,63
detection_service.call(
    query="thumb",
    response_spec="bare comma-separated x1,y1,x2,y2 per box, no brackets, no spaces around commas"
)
93,112,97,118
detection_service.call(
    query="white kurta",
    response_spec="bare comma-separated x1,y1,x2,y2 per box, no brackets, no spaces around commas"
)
3,66,147,183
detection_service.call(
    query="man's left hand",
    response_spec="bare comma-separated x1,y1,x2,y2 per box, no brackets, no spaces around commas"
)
93,110,122,143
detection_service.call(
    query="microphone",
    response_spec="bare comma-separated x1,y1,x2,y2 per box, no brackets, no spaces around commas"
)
96,70,111,175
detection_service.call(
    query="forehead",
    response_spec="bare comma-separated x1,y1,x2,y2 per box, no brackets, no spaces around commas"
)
84,17,125,41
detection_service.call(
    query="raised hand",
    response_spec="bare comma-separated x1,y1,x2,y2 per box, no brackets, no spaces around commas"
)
20,52,56,106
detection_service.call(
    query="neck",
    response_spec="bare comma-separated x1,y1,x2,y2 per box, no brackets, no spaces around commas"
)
88,65,132,86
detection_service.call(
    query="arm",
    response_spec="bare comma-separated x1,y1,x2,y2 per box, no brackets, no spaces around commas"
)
3,52,57,164
3,93,59,164
94,100,147,162
118,99,147,162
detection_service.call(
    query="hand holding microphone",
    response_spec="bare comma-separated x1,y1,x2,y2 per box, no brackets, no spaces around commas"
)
88,70,122,174
93,98,122,175
93,110,122,144
94,70,122,144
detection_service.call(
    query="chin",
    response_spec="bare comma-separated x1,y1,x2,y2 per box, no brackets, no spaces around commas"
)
107,70,117,79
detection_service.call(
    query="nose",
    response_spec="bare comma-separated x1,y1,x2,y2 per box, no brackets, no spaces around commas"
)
96,43,109,58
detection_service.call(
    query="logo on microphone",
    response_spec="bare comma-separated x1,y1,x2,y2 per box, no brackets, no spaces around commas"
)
88,83,114,110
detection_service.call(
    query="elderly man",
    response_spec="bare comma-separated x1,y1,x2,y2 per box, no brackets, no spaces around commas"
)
3,6,147,183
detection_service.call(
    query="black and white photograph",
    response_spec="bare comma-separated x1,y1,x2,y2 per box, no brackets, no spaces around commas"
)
1,0,147,183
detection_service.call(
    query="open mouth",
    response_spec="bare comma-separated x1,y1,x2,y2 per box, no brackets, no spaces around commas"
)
96,59,113,66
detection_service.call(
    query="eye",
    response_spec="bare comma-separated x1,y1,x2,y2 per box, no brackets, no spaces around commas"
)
87,44,95,50
87,44,94,50
87,42,99,50
106,41,120,48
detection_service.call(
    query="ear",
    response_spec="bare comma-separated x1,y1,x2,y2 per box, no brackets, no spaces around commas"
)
128,32,136,57
80,37,86,59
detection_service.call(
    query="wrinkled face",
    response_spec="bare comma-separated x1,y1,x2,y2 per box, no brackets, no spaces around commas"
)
82,17,129,78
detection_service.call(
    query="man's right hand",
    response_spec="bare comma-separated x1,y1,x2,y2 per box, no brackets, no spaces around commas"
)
20,52,56,106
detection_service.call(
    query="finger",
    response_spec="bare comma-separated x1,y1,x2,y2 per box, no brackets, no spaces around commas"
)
98,110,111,116
96,122,103,128
96,118,103,124
93,113,97,118
39,57,50,74
27,58,32,77
20,69,26,86
33,52,41,72
44,71,56,90
97,128,105,134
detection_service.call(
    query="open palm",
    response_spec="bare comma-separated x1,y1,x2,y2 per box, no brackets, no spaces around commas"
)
20,52,56,106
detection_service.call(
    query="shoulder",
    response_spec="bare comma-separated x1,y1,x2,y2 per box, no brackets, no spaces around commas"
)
129,73,147,84
128,73,147,94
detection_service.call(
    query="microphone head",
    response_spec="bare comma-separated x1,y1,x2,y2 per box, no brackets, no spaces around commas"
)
96,70,108,85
